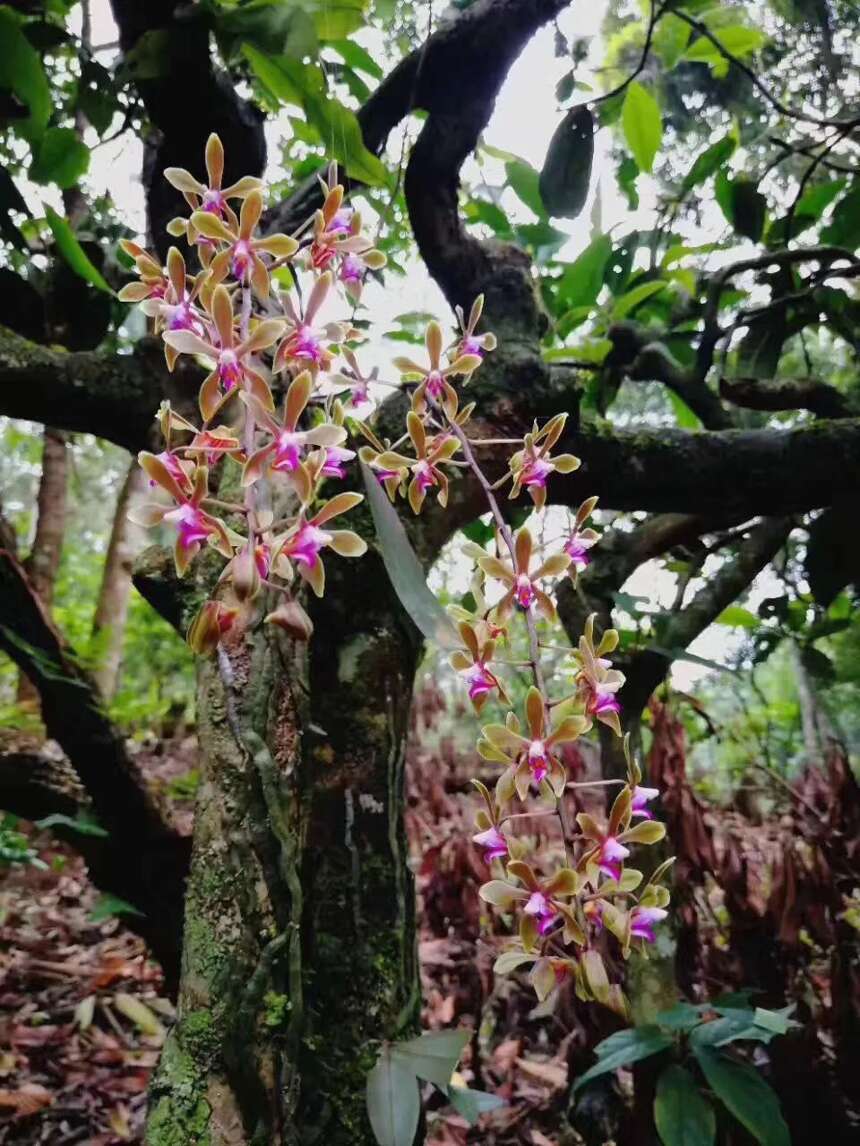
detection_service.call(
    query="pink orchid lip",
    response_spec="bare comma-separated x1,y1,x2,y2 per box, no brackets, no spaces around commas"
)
293,325,324,362
254,543,271,579
597,835,630,880
631,785,659,818
202,188,225,215
460,334,483,358
630,906,667,942
564,538,591,569
589,686,621,716
340,254,364,283
514,573,535,610
152,450,187,489
327,207,353,235
286,523,331,567
521,456,554,488
527,739,549,783
273,430,304,473
414,459,437,492
231,239,252,281
164,503,211,550
165,300,200,332
472,826,507,861
463,662,495,700
218,348,242,390
320,446,355,478
373,465,399,484
524,891,557,934
425,371,445,400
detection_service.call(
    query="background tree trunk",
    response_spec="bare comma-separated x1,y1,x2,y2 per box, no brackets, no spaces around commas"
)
91,459,147,700
18,427,69,706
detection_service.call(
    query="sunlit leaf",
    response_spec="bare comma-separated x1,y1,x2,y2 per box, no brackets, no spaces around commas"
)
44,208,112,293
30,127,90,189
0,7,51,136
622,82,662,174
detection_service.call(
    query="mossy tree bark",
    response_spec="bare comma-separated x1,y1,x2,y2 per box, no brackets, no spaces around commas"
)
145,549,422,1146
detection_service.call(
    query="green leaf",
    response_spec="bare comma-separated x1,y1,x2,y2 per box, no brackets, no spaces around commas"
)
0,7,51,136
90,893,144,922
366,1049,420,1146
308,0,367,40
538,106,594,220
655,1003,707,1031
302,91,387,186
30,127,90,189
694,1050,790,1146
35,812,108,838
506,159,545,217
216,0,318,58
715,606,759,629
44,208,112,293
684,26,767,72
361,462,461,649
243,45,303,104
574,1026,673,1093
448,1085,505,1125
611,280,666,319
668,390,702,429
821,181,860,249
557,234,612,310
616,155,639,210
622,81,662,174
330,38,383,79
653,13,691,68
391,1029,470,1090
680,135,736,195
731,179,767,242
655,1064,716,1146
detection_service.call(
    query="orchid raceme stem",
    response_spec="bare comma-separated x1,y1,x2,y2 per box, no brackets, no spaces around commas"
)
121,135,669,1020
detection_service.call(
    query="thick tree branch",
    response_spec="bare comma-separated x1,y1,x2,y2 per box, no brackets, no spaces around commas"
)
0,549,188,984
0,746,86,825
0,325,199,452
109,0,266,255
719,375,857,419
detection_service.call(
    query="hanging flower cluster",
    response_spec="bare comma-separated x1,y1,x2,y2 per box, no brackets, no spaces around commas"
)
119,135,669,1015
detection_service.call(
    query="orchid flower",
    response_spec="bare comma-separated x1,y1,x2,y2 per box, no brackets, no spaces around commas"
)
117,240,169,304
371,412,460,514
565,496,600,576
133,247,207,370
305,181,386,298
164,133,262,240
132,453,232,576
577,786,666,884
449,620,509,712
274,492,367,596
478,687,589,801
241,372,348,501
509,414,581,510
273,272,349,374
322,347,378,412
473,527,570,622
163,284,284,420
629,905,668,943
450,294,497,366
480,860,583,949
190,190,299,298
570,614,626,736
187,600,240,655
393,321,481,418
471,779,508,862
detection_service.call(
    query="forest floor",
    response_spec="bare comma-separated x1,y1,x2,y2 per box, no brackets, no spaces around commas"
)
0,720,576,1145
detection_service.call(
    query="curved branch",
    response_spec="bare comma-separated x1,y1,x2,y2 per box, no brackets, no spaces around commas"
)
0,548,188,985
719,375,857,419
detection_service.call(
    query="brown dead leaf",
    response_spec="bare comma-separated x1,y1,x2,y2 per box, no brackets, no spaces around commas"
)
0,1082,53,1117
515,1056,567,1090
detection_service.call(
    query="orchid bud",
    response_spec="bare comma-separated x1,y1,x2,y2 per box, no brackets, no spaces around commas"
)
265,598,314,641
230,544,262,602
187,600,238,654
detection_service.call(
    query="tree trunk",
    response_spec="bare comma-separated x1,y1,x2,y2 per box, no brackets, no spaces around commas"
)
18,428,69,706
145,550,422,1145
92,459,147,699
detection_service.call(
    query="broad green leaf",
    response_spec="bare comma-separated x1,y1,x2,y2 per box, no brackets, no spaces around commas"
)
392,1029,470,1090
366,1049,420,1146
655,1065,715,1146
653,13,691,68
302,91,387,186
448,1085,505,1125
216,0,318,58
715,606,759,629
0,7,51,136
694,1050,790,1146
243,44,303,104
45,208,112,293
574,1026,673,1093
557,234,612,309
30,127,90,189
622,82,662,174
361,462,461,649
494,950,535,974
612,280,666,319
543,338,611,364
330,38,383,78
655,1003,707,1031
680,135,736,195
308,0,367,40
731,179,767,242
506,159,545,217
684,26,767,73
539,105,594,220
821,182,860,249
